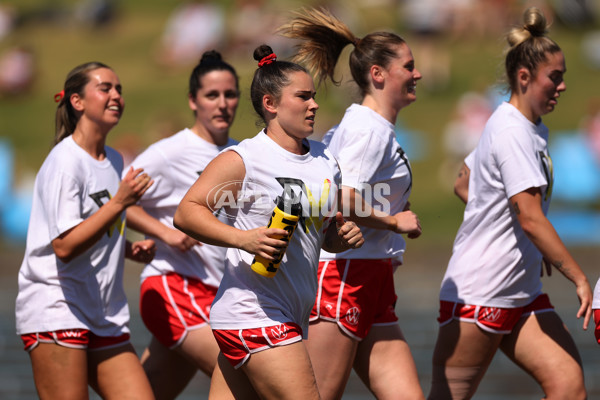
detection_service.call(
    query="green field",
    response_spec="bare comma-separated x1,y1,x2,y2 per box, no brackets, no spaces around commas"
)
1,0,599,243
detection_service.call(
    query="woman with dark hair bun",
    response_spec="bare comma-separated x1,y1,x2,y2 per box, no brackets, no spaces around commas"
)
429,7,591,399
174,44,363,399
125,50,240,398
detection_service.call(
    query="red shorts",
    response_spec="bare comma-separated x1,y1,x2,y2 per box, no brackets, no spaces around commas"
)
213,322,303,369
21,329,130,352
438,294,554,334
594,309,600,345
310,259,398,340
140,273,218,349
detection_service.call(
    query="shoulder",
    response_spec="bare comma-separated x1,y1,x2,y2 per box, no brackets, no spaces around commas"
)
105,146,124,171
129,130,188,168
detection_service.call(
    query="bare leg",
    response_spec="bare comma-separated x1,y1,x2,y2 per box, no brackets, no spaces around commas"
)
500,312,586,400
177,324,220,376
88,342,154,400
243,341,320,400
353,324,424,400
428,320,502,400
141,336,197,399
209,352,257,400
305,320,357,400
29,343,89,400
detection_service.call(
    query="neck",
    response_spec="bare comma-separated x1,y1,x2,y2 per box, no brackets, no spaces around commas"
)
71,121,107,160
191,124,229,146
265,124,307,155
509,95,538,123
361,94,398,125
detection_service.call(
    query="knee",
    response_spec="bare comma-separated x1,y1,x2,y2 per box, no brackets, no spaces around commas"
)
428,365,483,400
543,374,587,400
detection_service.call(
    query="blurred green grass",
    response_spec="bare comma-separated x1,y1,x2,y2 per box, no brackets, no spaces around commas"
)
1,0,599,244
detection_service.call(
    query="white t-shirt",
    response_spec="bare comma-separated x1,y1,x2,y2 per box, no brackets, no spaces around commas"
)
16,136,129,336
209,131,341,336
320,104,412,263
127,128,236,287
594,278,600,309
440,102,553,308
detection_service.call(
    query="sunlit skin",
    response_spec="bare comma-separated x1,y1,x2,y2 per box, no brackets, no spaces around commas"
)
509,50,566,123
188,70,239,146
363,42,422,125
70,68,124,159
384,43,422,111
265,71,319,154
75,68,124,131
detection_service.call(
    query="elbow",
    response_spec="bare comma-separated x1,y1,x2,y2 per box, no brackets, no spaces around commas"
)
52,244,74,263
453,184,468,204
517,216,538,238
173,212,183,233
173,208,187,234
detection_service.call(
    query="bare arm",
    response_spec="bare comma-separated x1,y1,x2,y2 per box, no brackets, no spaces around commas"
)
127,205,199,252
511,188,592,329
341,186,421,239
52,167,153,263
173,151,288,261
454,162,470,204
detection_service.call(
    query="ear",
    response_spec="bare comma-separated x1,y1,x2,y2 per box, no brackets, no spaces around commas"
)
517,67,531,88
262,94,277,114
70,93,84,112
188,92,197,112
370,64,385,84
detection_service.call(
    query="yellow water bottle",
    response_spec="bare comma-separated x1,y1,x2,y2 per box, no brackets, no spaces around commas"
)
251,193,302,277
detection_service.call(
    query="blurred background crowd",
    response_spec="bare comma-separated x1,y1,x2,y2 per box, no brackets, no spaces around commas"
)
1,1,600,398
0,0,599,244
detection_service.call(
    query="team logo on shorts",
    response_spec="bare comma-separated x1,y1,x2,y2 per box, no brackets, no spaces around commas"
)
345,307,360,326
480,307,502,323
270,324,289,340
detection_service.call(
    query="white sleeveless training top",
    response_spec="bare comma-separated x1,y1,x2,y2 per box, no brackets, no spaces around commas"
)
209,131,341,336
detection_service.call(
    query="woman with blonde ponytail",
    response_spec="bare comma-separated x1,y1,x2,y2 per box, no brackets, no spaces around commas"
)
429,7,591,399
279,7,424,400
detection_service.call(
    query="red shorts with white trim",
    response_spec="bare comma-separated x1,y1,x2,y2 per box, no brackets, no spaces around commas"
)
140,273,218,349
310,259,398,340
594,309,600,345
20,329,130,352
437,293,554,334
213,322,303,369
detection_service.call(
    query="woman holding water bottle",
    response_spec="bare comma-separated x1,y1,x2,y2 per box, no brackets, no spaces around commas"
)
174,44,363,399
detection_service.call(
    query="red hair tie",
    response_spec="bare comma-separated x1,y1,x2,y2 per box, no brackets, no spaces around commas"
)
54,90,65,103
258,53,277,68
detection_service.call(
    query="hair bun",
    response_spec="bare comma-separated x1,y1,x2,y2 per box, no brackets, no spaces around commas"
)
253,44,274,63
506,7,548,48
523,7,548,37
200,50,223,64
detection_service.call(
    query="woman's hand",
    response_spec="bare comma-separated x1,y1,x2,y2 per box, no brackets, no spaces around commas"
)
114,167,153,209
335,212,363,249
574,279,593,330
127,239,156,264
238,227,290,260
163,227,200,252
392,210,421,239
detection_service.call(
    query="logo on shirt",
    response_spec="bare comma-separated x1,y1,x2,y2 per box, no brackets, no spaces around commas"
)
89,190,125,237
538,151,554,201
205,178,336,229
